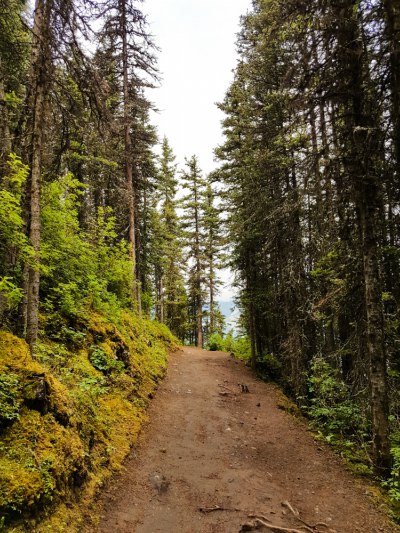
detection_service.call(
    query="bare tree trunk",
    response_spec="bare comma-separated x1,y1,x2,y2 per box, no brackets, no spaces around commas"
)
383,0,400,179
25,0,52,354
159,276,164,324
334,0,391,476
209,258,215,334
360,190,391,476
194,181,203,348
121,0,140,312
196,295,203,348
0,62,11,170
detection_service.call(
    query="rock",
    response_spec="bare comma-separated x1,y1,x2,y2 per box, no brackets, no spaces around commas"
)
23,373,50,414
149,473,170,494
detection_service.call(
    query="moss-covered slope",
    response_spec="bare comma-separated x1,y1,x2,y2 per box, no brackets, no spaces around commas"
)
0,311,178,531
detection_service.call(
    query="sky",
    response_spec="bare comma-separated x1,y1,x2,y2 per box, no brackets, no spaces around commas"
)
143,0,251,303
144,0,250,175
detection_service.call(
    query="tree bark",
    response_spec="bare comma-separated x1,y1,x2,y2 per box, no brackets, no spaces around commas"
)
121,0,140,312
334,0,391,475
383,0,400,179
25,0,52,353
0,61,11,171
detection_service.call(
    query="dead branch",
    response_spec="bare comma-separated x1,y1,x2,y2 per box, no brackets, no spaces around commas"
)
218,383,237,394
240,519,310,532
281,501,331,532
248,514,272,522
199,505,242,513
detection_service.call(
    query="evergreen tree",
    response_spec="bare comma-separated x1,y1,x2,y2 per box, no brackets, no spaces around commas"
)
202,182,225,340
180,156,206,347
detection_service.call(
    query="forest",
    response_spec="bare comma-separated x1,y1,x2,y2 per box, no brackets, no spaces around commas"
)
0,0,400,530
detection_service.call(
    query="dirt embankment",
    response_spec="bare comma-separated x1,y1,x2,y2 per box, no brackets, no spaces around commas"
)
98,347,398,533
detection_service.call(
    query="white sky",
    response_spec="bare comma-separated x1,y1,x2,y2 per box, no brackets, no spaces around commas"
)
143,0,250,302
144,0,250,175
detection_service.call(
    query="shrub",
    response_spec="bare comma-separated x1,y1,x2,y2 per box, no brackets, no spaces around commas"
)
207,333,224,351
0,373,21,426
89,345,125,374
307,357,367,440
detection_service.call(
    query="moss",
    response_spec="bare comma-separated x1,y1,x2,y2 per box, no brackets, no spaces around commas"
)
0,311,178,531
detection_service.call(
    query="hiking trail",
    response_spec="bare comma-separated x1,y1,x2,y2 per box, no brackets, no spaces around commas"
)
97,348,398,533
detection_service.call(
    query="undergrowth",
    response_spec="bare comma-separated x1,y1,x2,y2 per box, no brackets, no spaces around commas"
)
0,311,178,532
225,336,400,522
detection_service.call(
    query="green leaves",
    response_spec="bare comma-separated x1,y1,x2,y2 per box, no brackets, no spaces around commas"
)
0,373,21,426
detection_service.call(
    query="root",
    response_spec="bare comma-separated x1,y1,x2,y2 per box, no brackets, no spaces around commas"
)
199,505,242,513
240,519,311,533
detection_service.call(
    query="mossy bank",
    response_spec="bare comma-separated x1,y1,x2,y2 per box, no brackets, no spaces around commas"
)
0,311,178,532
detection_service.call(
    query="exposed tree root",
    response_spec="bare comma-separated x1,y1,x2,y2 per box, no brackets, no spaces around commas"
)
199,505,242,513
240,519,310,532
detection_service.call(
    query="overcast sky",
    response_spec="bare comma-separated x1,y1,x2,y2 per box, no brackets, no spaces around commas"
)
144,0,250,175
143,0,250,302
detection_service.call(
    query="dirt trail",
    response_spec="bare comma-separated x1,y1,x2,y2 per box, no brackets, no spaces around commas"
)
98,348,398,533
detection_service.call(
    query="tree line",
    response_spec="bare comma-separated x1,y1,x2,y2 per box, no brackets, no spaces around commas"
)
216,0,400,478
0,1,225,353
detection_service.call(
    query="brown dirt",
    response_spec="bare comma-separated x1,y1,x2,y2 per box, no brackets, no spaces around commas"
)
97,348,399,533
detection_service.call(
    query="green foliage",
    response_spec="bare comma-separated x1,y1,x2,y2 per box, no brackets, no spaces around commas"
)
0,314,177,529
206,333,224,351
41,175,133,320
0,155,31,251
383,442,400,503
307,358,367,441
0,373,21,425
256,352,283,381
89,345,125,374
0,277,22,310
223,331,235,353
206,333,252,365
0,155,33,313
232,336,251,361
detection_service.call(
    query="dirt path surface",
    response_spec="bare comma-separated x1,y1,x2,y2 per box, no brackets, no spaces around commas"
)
98,348,398,533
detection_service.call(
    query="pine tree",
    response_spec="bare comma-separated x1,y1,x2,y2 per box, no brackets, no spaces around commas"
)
202,182,225,340
180,156,206,348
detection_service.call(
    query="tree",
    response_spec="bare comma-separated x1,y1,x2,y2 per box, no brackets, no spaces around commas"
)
97,0,158,311
202,182,225,339
181,156,206,348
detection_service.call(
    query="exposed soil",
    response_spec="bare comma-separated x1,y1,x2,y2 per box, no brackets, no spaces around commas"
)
97,348,399,533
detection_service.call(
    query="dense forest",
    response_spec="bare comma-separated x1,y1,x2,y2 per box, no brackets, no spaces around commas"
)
216,0,400,493
1,0,400,529
0,0,224,529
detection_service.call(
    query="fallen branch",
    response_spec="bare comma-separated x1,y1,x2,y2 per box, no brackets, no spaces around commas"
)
248,514,272,523
218,383,237,394
199,505,242,513
240,519,310,533
281,501,328,532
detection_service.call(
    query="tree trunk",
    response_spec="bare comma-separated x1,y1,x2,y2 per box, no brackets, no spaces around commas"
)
334,0,391,475
121,0,140,312
383,0,400,179
25,0,52,354
209,258,215,334
0,61,11,172
360,191,391,475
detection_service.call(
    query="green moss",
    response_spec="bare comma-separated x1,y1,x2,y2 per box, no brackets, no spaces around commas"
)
0,311,179,531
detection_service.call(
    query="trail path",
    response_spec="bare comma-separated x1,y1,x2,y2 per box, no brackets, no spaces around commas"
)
98,348,398,533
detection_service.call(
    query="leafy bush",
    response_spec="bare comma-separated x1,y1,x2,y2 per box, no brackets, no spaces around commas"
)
223,331,235,352
206,333,224,351
89,345,125,374
0,373,21,426
256,352,282,381
383,443,400,503
307,357,367,440
232,336,251,361
40,176,133,321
